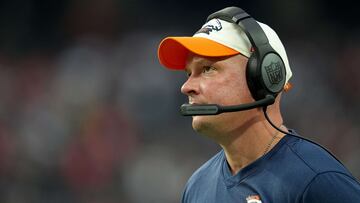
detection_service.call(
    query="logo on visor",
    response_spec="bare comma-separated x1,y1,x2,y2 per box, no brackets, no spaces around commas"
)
195,19,222,35
265,61,283,84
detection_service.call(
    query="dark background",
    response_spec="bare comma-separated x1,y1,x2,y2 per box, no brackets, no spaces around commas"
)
0,0,359,202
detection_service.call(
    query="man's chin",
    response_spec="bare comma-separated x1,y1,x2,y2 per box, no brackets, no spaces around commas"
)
191,116,215,134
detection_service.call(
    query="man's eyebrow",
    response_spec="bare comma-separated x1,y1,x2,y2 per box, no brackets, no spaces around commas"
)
185,57,213,72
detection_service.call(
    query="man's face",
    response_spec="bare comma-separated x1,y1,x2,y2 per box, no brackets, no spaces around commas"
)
181,53,259,138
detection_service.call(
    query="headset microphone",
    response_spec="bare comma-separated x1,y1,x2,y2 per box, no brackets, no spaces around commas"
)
180,94,275,116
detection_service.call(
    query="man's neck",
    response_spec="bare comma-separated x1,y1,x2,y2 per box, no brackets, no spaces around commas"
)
219,117,286,175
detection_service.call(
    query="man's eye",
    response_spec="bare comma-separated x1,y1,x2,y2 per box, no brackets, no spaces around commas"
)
202,66,216,73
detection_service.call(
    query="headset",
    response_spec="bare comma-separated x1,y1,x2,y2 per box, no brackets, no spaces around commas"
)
180,6,287,116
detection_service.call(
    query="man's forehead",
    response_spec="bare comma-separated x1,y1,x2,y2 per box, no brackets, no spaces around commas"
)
186,54,209,65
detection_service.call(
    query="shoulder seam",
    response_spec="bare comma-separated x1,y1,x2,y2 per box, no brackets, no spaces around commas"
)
299,171,358,201
285,141,317,174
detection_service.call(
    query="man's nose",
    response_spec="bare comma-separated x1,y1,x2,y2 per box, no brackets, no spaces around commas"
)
181,76,200,96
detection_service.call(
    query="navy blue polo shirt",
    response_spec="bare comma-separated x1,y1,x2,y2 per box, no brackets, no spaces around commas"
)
181,133,360,203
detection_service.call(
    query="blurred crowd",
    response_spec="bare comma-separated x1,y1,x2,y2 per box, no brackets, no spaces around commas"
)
0,0,358,202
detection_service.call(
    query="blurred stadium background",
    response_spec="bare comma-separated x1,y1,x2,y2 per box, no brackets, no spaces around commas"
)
0,0,358,202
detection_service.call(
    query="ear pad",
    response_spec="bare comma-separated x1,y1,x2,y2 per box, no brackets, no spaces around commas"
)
246,52,286,100
261,53,286,94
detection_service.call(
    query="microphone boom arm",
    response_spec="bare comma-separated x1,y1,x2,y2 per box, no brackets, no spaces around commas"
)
180,95,275,116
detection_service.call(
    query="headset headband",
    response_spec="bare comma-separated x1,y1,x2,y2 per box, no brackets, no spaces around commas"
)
206,7,273,57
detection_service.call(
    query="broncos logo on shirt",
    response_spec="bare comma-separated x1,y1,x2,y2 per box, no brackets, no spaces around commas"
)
246,195,262,203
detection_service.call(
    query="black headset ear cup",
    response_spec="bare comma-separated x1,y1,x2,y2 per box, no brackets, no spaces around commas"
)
260,53,286,95
246,52,286,100
246,53,263,100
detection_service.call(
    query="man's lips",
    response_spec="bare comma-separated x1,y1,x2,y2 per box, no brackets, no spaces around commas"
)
189,99,202,105
189,98,207,105
189,102,206,105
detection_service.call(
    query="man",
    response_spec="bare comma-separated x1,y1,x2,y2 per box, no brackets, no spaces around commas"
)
157,6,360,203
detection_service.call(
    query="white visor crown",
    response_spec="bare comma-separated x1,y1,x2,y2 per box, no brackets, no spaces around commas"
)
193,18,292,84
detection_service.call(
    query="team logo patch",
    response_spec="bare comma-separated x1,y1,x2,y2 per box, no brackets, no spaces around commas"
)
195,19,222,35
246,195,262,203
265,61,283,84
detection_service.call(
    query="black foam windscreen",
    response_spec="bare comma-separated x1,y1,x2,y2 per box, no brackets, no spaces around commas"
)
180,95,275,116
